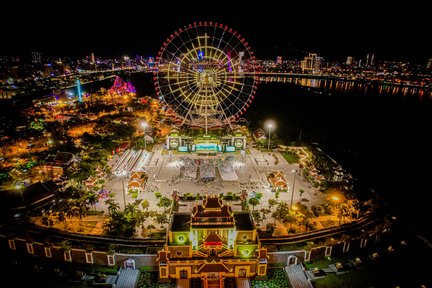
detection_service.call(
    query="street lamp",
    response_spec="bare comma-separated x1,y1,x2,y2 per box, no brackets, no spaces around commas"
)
120,170,127,210
15,183,25,204
141,121,148,151
267,123,273,151
289,169,297,210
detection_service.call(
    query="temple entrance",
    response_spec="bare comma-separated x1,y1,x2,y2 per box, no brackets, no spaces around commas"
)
180,269,188,279
238,268,247,278
203,272,224,288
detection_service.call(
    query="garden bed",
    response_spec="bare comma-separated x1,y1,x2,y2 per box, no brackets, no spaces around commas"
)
250,268,289,288
136,271,175,288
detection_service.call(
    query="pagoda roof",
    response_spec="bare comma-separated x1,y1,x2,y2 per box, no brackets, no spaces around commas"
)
192,204,233,218
203,196,223,209
234,212,254,231
197,261,231,273
204,233,223,243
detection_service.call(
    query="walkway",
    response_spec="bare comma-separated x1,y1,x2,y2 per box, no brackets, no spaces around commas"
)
177,278,191,288
115,268,139,288
285,264,314,288
235,278,250,288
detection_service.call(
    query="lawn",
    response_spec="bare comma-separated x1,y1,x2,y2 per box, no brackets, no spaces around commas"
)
312,268,376,288
250,268,289,288
282,151,300,164
136,271,175,288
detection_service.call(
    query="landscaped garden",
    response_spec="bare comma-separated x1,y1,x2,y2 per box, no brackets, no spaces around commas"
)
136,271,175,288
250,268,289,288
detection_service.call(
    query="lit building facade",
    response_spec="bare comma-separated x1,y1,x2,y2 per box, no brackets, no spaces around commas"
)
157,196,268,287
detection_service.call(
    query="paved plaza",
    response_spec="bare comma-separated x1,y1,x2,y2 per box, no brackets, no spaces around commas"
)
97,141,329,234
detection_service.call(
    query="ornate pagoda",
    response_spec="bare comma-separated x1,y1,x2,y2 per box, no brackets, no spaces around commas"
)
157,195,268,287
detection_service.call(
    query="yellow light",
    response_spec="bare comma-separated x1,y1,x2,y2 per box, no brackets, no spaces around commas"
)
331,196,340,202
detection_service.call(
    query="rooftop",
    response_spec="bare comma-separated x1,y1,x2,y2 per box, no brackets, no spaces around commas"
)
171,213,191,232
234,212,254,231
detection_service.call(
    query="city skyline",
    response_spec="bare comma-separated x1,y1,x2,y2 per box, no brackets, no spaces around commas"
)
1,3,430,63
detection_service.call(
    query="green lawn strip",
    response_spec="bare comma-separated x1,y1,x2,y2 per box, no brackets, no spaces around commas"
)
282,151,300,164
312,268,376,288
250,268,290,288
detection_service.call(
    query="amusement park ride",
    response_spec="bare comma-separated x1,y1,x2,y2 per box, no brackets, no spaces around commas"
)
155,21,258,154
156,22,268,286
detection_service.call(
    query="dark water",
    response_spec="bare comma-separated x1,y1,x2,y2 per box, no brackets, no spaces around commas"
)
244,81,432,226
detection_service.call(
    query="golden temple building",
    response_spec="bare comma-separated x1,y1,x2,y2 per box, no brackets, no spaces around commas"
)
157,195,268,287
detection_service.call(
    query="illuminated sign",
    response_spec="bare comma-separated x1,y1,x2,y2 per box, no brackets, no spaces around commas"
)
170,139,179,149
178,146,188,152
226,146,235,152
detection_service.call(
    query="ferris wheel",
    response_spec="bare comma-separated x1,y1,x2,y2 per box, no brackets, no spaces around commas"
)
154,21,258,132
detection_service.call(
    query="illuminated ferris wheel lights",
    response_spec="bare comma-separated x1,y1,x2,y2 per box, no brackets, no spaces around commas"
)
155,22,257,129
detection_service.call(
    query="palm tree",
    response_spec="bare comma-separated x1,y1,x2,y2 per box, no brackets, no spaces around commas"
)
260,208,271,222
146,224,156,235
157,197,172,213
65,205,77,232
141,199,149,211
248,198,259,211
252,210,261,225
86,192,99,210
155,213,168,228
58,211,67,229
283,213,297,234
108,202,120,214
125,203,138,217
268,199,277,211
60,240,71,252
77,204,87,230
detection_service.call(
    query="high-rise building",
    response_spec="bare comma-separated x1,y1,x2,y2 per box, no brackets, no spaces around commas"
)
426,58,432,70
366,54,370,66
370,54,375,66
31,51,41,64
276,56,283,64
300,53,317,72
346,56,353,65
91,53,95,64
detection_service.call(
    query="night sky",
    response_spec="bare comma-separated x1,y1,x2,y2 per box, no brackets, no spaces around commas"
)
2,2,430,63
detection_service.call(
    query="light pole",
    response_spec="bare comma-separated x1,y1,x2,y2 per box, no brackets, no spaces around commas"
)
267,123,272,151
121,170,127,210
289,169,297,210
141,121,148,151
15,184,24,204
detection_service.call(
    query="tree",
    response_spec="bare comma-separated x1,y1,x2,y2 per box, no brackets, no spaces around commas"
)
268,199,277,211
147,224,156,235
254,192,263,201
283,213,297,234
86,192,98,210
60,240,71,252
158,196,172,213
248,198,260,211
266,223,275,234
125,203,138,217
252,210,262,224
155,213,168,228
260,208,271,221
108,202,120,214
141,199,149,211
